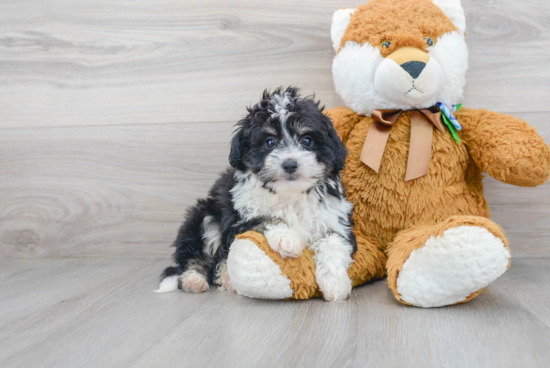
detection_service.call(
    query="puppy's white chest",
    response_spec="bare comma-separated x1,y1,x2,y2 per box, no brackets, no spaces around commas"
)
232,175,351,243
270,198,324,233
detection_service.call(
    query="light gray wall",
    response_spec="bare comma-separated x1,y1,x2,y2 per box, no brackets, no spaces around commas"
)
1,0,549,258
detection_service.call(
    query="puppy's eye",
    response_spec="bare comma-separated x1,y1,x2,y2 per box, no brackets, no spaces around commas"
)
381,40,391,48
265,137,276,149
424,37,434,47
301,136,313,148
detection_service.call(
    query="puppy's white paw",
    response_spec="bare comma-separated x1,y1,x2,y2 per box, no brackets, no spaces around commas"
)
265,225,305,258
180,270,209,293
311,234,353,302
316,270,352,302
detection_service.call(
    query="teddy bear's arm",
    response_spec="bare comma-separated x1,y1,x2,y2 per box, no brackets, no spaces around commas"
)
324,107,362,144
458,108,550,187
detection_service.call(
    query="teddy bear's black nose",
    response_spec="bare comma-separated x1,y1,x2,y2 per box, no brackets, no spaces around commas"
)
401,61,426,79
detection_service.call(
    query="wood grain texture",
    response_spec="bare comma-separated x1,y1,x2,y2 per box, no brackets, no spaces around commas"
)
0,0,549,129
1,113,548,258
1,0,550,258
0,121,234,258
0,258,549,368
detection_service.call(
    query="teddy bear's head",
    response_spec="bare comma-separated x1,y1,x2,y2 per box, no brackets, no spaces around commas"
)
331,0,468,115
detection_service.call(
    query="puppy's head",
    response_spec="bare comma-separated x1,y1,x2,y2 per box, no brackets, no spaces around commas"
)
229,87,347,193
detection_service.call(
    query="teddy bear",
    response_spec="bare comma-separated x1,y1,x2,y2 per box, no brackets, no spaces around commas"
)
225,0,550,307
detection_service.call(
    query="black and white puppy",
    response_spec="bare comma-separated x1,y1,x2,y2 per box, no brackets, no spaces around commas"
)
156,87,356,301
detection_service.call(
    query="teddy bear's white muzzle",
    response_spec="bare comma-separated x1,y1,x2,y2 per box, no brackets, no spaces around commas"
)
374,57,444,106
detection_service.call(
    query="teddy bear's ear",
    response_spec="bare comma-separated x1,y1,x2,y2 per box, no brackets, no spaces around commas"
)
432,0,466,34
331,8,356,52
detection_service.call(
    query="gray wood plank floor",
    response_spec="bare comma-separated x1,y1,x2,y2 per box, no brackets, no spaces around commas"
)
1,258,549,368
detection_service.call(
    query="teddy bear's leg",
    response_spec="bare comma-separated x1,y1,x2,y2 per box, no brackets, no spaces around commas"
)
227,231,320,300
386,216,511,308
227,230,387,300
348,231,387,287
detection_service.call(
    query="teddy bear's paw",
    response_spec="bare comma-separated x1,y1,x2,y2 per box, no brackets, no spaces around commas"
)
265,224,305,259
180,270,210,293
227,238,294,299
397,225,510,308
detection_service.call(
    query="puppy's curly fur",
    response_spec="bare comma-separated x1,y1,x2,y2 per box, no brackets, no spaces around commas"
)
156,87,356,301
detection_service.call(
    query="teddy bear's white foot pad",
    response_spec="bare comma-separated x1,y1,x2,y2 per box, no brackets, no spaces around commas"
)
396,225,510,308
227,238,294,299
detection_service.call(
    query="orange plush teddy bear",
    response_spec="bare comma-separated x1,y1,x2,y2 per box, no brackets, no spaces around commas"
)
226,0,550,307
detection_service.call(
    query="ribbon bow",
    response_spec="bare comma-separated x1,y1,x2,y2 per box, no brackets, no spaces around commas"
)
359,107,446,181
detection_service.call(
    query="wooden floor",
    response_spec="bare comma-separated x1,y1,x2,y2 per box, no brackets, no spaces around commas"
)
0,257,549,368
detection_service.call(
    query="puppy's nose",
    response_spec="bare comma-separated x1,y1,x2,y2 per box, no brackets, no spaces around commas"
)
282,160,298,174
400,61,426,79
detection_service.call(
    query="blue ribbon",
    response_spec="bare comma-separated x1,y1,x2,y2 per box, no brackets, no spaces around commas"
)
436,102,462,131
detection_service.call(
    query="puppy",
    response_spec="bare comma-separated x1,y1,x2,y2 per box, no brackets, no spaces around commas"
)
156,87,356,301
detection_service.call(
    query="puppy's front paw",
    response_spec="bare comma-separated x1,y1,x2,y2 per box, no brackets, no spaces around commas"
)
316,270,352,302
311,234,353,302
265,226,305,258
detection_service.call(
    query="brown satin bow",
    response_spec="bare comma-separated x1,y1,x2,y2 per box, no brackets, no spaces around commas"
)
360,107,445,181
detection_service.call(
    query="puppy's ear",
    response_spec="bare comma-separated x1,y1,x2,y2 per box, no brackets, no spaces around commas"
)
229,127,247,171
323,115,347,173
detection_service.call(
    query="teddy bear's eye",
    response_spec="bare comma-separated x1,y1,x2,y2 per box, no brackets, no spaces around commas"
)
424,37,434,47
381,40,391,48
